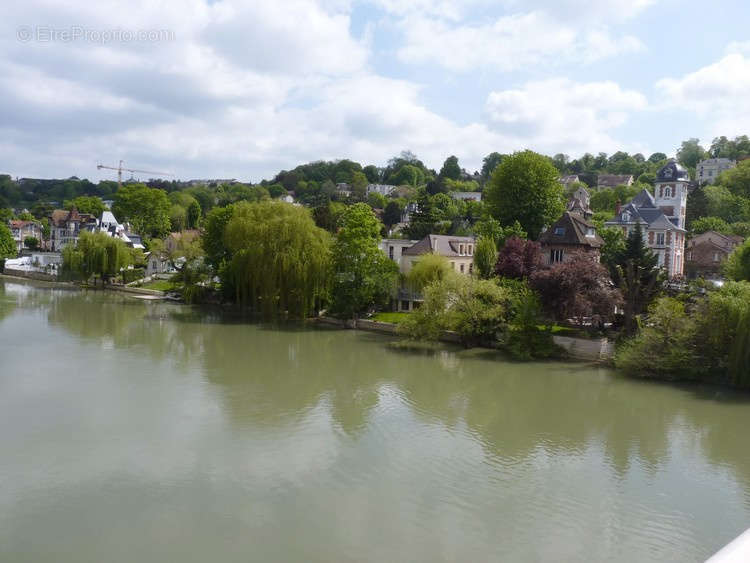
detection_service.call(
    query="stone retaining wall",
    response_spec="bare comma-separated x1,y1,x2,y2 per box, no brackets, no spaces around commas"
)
2,268,58,282
552,335,614,361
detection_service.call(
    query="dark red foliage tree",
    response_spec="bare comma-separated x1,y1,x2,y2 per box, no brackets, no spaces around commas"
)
494,236,541,279
529,255,622,325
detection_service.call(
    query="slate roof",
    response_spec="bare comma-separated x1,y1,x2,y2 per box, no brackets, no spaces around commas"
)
656,159,689,182
538,212,603,248
605,189,686,232
402,235,476,257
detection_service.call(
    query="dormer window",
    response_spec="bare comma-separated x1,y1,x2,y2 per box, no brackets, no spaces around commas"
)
622,211,630,222
586,228,595,238
554,227,565,236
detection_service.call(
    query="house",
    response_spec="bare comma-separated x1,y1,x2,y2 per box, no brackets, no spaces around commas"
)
97,211,144,250
597,174,634,189
144,252,173,277
8,220,43,253
401,235,476,276
166,230,200,253
685,231,743,279
366,184,396,197
565,185,593,219
539,212,603,266
394,234,476,311
334,183,352,197
696,158,735,185
559,175,581,189
450,192,482,202
380,239,419,269
605,160,688,278
48,208,98,251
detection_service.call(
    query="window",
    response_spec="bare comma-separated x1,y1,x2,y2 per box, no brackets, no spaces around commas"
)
401,300,410,311
151,261,157,269
554,227,565,236
467,245,473,255
460,263,465,273
550,249,564,263
713,252,720,262
469,263,473,274
708,170,713,177
586,228,595,238
622,212,630,222
459,244,464,255
389,246,394,260
450,261,455,270
656,233,665,245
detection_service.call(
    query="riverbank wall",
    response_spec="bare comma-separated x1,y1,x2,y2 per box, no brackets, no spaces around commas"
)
1,268,58,282
316,317,610,360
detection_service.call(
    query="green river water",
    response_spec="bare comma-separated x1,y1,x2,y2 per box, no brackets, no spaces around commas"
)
1,278,749,562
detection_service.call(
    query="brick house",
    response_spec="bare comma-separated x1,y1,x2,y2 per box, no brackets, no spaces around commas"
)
685,231,743,279
605,160,689,278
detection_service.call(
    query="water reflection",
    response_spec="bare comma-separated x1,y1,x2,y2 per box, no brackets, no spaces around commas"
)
6,279,750,485
3,279,750,561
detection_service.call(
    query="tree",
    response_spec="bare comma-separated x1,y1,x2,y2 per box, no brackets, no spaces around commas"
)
330,203,398,318
615,297,698,378
719,159,750,199
406,253,454,292
112,184,171,238
363,165,380,184
474,235,497,279
61,231,133,285
223,201,331,318
599,226,626,273
23,236,39,251
201,205,235,272
439,155,461,181
351,171,369,201
64,196,105,218
691,216,732,235
494,237,541,279
169,204,187,232
383,200,404,228
529,256,622,326
473,218,526,248
186,199,201,229
481,152,504,181
676,138,706,170
686,186,710,228
0,223,15,261
611,223,663,335
483,150,565,239
724,239,750,281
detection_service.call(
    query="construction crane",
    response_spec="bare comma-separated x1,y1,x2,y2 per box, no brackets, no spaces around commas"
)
97,160,174,188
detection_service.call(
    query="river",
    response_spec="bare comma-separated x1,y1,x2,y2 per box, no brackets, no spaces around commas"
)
1,278,749,562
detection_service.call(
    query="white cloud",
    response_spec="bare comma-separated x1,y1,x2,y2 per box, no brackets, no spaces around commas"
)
656,50,750,138
485,78,648,155
0,0,652,180
395,11,644,72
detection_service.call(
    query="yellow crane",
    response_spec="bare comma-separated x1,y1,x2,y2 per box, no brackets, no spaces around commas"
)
97,160,174,188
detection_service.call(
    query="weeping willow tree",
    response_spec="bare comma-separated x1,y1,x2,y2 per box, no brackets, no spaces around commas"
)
61,231,132,285
223,201,332,318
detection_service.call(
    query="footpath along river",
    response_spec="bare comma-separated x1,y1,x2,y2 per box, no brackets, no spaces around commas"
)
1,278,749,562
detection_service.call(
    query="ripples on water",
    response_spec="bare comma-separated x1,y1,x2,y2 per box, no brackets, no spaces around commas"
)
1,280,750,562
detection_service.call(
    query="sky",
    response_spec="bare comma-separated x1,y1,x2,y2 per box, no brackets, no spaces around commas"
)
1,0,749,182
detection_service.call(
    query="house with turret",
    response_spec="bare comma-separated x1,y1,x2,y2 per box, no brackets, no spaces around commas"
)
605,159,688,278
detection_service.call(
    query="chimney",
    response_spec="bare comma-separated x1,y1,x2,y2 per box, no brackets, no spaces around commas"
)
615,200,621,216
